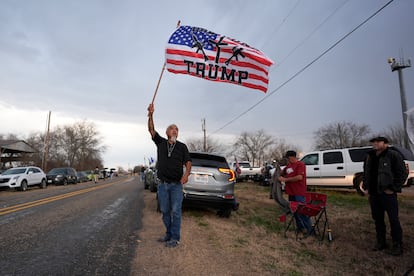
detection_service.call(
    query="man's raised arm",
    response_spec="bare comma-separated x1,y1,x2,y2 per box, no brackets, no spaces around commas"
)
147,103,156,138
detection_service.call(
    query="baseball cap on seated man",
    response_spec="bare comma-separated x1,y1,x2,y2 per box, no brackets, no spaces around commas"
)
369,136,389,144
285,150,297,158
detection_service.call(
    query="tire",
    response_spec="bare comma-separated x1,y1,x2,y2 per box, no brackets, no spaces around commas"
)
354,175,366,196
63,179,68,186
39,179,47,189
20,180,28,191
217,208,231,218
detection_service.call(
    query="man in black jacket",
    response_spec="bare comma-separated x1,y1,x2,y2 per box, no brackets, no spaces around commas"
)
363,136,408,256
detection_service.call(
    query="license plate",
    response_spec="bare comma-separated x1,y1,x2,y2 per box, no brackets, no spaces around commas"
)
194,174,208,183
47,180,52,183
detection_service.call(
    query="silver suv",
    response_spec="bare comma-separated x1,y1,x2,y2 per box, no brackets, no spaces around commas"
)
183,152,238,218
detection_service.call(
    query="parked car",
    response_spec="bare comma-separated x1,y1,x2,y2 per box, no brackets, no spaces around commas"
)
77,171,89,183
300,145,414,195
0,166,47,191
144,167,157,192
46,167,78,185
82,170,95,181
183,152,237,218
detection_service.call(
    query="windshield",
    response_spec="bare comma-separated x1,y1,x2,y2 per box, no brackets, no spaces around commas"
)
190,152,229,169
2,168,27,175
48,168,66,174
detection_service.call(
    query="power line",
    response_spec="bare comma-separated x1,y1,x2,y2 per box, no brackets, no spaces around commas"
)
210,0,395,136
275,0,351,69
262,0,302,48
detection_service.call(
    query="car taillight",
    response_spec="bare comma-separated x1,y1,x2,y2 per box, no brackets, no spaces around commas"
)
218,168,235,182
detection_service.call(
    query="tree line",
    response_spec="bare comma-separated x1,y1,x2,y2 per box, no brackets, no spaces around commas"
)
186,121,410,166
1,121,105,172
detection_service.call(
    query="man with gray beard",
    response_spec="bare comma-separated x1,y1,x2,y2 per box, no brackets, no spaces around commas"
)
147,103,192,248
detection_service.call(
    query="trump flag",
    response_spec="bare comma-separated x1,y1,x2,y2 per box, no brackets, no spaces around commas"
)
165,25,274,93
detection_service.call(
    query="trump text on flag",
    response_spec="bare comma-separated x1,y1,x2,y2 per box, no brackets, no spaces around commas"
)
165,26,274,93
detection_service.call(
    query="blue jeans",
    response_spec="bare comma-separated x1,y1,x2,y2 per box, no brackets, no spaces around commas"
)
157,182,183,241
289,195,312,233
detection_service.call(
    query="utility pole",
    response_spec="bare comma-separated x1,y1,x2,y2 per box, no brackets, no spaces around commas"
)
201,118,207,152
388,56,411,149
42,111,51,171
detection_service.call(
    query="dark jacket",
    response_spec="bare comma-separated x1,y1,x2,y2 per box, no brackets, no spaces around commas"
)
363,147,408,194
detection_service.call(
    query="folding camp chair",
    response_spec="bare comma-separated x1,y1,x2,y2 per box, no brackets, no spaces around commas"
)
284,192,332,241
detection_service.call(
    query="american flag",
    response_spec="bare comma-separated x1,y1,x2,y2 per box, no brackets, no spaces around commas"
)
165,25,274,93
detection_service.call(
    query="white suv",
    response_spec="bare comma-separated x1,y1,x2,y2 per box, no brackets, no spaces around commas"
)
300,146,414,195
0,166,47,191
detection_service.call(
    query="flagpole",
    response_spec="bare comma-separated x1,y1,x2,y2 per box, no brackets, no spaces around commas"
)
151,20,181,105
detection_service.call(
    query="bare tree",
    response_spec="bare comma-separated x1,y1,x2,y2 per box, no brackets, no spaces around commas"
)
24,120,105,171
381,124,406,147
186,137,226,153
265,138,301,165
233,130,274,166
313,121,371,150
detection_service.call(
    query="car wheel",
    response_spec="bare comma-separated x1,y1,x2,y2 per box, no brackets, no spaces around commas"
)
354,175,366,196
20,180,28,191
40,179,47,189
63,179,68,186
217,208,231,218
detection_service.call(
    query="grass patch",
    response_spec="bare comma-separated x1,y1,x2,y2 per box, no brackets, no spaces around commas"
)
323,191,367,209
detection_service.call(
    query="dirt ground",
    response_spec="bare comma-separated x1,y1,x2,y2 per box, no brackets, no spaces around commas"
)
131,184,414,276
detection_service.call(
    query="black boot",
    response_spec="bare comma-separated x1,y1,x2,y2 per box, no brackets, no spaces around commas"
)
372,237,387,251
385,242,402,256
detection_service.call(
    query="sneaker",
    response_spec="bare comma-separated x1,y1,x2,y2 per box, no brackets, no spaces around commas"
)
157,236,171,243
165,239,180,248
385,243,402,256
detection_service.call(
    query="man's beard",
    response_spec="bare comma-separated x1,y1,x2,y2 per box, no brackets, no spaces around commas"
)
169,136,177,143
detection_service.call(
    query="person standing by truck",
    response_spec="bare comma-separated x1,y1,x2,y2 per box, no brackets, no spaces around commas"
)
363,136,408,256
278,150,312,237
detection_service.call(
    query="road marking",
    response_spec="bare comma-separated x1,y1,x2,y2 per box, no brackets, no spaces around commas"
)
0,177,134,216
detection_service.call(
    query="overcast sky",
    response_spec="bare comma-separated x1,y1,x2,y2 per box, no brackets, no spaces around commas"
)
1,0,413,169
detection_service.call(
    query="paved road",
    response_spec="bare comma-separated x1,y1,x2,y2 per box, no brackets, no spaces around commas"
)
0,176,144,276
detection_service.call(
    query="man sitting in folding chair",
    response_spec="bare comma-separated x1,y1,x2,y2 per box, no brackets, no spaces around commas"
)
278,150,312,238
286,192,331,241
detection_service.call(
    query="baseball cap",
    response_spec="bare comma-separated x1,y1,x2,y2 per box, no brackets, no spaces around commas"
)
285,150,297,158
369,136,389,143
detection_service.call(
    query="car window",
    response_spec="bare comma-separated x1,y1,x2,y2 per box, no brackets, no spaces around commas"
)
301,154,319,165
190,153,229,168
349,148,371,162
48,168,65,174
3,168,27,175
32,168,41,173
323,152,343,164
238,162,251,168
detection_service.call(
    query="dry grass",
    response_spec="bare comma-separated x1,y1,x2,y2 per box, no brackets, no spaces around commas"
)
131,183,414,276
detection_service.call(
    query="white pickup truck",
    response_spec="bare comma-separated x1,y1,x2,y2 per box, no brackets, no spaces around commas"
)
229,161,262,182
300,145,414,195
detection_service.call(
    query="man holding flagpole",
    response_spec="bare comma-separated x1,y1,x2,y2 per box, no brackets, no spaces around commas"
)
147,103,192,248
